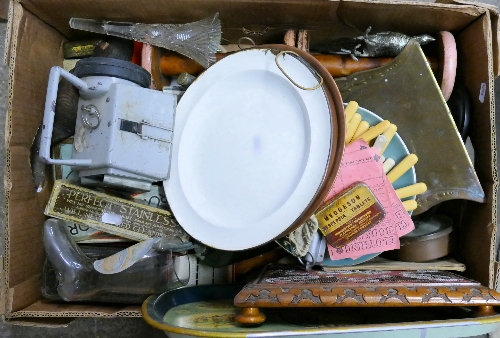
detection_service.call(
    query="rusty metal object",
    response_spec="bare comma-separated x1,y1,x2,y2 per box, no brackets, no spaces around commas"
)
30,127,49,191
297,30,309,52
284,29,296,46
92,37,134,61
335,41,484,214
177,72,196,88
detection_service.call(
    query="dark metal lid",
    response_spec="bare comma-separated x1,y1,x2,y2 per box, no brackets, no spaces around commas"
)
73,57,151,88
400,214,453,244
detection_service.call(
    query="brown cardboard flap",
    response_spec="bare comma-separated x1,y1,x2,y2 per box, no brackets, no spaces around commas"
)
461,196,495,287
478,4,500,77
7,300,141,318
335,0,499,76
495,261,500,289
3,0,15,65
8,20,63,148
455,13,497,288
491,10,500,77
20,0,350,42
19,0,486,45
433,0,500,76
4,6,64,316
5,317,74,327
337,0,483,34
4,0,499,322
9,275,41,313
3,1,24,318
0,255,5,316
7,146,46,300
436,0,497,12
9,146,43,203
495,77,500,292
458,13,494,184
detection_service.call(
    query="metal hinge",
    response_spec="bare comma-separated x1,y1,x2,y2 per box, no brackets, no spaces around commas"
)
119,119,173,143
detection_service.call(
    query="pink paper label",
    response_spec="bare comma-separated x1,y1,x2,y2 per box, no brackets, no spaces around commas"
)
330,223,399,259
386,175,414,237
325,141,413,260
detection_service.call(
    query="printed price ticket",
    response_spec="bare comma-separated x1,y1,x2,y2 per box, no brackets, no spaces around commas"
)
323,141,413,260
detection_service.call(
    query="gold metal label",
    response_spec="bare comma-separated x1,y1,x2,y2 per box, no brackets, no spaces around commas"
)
316,183,385,248
45,180,189,241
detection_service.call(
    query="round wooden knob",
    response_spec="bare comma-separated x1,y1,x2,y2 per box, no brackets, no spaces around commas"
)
474,305,496,317
234,307,266,325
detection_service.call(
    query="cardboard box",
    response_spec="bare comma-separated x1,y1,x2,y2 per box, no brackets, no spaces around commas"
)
1,0,499,324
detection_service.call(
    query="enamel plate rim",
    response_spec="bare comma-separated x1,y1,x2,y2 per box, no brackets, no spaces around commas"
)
165,48,334,251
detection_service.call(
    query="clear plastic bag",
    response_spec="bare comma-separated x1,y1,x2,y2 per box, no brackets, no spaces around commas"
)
42,218,187,302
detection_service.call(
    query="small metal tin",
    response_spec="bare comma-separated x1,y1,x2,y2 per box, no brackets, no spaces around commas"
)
393,214,453,262
316,182,385,248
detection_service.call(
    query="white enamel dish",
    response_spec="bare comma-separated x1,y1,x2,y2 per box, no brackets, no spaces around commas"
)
165,48,341,251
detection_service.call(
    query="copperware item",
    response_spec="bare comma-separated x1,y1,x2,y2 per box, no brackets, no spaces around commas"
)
335,41,484,215
164,45,345,251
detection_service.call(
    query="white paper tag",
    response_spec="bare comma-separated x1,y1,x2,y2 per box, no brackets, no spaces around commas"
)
479,82,487,103
73,126,86,153
101,212,122,225
94,238,158,274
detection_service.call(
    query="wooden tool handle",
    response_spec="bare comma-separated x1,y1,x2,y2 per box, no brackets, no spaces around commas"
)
381,124,398,154
159,51,438,77
356,120,391,143
312,54,390,77
402,199,418,211
160,52,224,76
396,182,428,199
345,113,361,144
352,121,370,142
387,154,419,184
344,101,359,123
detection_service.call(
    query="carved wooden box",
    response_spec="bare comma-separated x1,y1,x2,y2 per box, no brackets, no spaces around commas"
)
234,265,500,324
